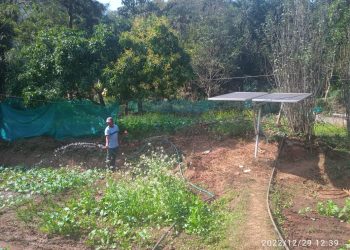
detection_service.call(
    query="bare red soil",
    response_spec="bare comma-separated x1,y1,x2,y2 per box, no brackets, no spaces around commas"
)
275,141,350,249
1,133,348,249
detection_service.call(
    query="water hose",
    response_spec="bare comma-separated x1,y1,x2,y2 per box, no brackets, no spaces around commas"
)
266,136,290,250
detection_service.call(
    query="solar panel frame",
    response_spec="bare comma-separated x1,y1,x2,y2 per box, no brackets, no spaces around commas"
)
208,92,268,101
252,93,312,103
208,92,312,103
208,91,312,159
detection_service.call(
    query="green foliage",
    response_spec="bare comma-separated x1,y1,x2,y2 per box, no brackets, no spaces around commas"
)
166,0,272,97
314,122,350,152
298,206,312,215
117,0,160,19
338,240,350,250
314,123,347,137
262,114,292,138
0,1,18,96
36,151,218,249
270,184,293,225
10,24,120,106
317,198,350,223
119,112,194,138
89,23,120,78
16,27,89,105
105,15,193,103
202,110,254,137
119,109,254,140
53,0,106,29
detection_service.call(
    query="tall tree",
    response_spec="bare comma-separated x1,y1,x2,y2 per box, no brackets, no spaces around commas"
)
266,0,333,136
165,0,275,98
16,28,92,105
328,0,350,135
89,24,121,106
104,15,193,110
55,0,106,30
118,0,161,19
0,1,18,99
186,0,233,97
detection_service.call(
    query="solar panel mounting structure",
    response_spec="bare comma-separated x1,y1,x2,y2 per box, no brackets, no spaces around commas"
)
208,92,312,158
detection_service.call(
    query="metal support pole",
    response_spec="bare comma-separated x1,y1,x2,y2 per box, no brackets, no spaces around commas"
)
254,106,262,158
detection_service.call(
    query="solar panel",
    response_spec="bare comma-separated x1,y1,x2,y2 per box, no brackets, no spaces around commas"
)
208,91,312,159
252,93,312,103
208,92,311,103
208,92,268,101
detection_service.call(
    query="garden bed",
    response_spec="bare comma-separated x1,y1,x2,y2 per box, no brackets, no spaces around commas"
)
272,140,350,250
0,129,279,249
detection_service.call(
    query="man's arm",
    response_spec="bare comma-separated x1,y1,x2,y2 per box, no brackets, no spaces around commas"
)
105,135,109,149
118,132,120,146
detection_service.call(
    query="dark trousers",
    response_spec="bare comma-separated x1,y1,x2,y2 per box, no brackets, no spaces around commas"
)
106,147,118,169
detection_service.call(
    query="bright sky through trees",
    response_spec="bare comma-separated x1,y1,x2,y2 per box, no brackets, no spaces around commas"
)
97,0,122,10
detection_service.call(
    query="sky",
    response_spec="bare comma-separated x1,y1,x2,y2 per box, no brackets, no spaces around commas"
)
97,0,122,11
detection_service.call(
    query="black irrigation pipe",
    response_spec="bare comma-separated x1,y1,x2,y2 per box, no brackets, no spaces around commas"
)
151,222,176,250
266,136,290,250
166,138,216,199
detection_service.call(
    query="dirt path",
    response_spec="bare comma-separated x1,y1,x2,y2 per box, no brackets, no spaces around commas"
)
177,136,280,249
240,169,280,250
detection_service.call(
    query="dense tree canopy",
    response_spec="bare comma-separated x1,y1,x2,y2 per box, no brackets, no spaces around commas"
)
0,0,349,133
104,15,192,106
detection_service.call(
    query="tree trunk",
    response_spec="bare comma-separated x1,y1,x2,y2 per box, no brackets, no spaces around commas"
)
68,10,73,28
343,82,350,137
97,91,105,106
276,103,283,126
0,73,4,101
137,99,143,114
124,101,129,116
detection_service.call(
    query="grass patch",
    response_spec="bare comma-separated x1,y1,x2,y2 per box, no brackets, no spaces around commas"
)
338,240,350,250
202,110,254,138
119,113,195,139
314,123,347,137
314,122,350,152
170,190,249,250
120,110,254,140
262,114,292,139
270,183,293,226
211,190,248,249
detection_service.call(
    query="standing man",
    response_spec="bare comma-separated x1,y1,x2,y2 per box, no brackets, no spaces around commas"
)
104,116,119,170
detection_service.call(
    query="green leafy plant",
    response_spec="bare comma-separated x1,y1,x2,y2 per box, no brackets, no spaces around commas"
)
119,112,195,139
317,200,340,217
317,198,350,222
0,166,105,210
338,240,350,250
298,206,312,215
36,151,218,249
270,184,293,225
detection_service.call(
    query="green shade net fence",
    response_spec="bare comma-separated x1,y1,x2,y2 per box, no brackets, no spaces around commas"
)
0,100,118,141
